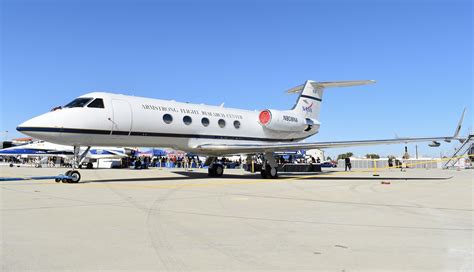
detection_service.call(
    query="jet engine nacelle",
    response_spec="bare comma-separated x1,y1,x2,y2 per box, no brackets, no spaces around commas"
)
428,141,441,147
258,109,318,132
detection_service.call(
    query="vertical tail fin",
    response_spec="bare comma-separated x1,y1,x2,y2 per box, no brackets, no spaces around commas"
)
289,80,376,120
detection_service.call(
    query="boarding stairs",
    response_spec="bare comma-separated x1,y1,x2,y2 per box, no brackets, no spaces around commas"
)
443,134,473,169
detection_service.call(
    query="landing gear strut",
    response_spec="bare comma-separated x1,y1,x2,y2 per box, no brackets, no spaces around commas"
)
260,152,278,179
58,146,90,183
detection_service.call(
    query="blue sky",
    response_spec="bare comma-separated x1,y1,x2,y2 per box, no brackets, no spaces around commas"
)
1,0,472,158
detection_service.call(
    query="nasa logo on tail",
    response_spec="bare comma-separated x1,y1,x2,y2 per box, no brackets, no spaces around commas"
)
302,99,313,113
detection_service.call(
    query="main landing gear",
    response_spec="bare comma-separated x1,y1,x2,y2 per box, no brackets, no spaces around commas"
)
260,152,278,179
57,146,90,183
208,163,224,177
205,157,225,177
205,154,279,179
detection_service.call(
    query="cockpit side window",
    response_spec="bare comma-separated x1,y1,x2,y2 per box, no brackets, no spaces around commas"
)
64,98,93,108
87,98,105,108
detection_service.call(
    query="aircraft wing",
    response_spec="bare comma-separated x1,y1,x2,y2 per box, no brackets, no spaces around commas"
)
196,109,466,154
196,136,460,154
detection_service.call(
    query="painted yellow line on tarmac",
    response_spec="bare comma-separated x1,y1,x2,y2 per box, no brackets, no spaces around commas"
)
82,179,286,190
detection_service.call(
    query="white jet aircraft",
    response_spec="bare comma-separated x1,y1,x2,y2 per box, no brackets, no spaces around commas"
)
17,80,465,182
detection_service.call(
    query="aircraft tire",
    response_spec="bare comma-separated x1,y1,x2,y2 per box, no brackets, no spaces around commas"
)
269,167,278,179
208,167,216,177
62,170,72,183
261,167,278,179
208,164,224,177
214,164,224,177
69,170,81,183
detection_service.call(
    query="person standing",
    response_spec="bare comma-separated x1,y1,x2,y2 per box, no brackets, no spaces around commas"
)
184,155,189,169
345,157,351,171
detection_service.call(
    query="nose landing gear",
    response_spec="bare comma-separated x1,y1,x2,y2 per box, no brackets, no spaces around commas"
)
66,170,81,183
57,146,90,183
55,170,81,183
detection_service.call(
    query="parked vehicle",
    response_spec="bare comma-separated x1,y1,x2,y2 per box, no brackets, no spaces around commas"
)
320,161,338,168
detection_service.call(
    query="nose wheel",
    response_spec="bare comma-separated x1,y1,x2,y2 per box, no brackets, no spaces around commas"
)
68,170,81,183
55,145,89,183
56,170,81,183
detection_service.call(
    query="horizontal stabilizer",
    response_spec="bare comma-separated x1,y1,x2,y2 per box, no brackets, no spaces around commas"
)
287,80,376,93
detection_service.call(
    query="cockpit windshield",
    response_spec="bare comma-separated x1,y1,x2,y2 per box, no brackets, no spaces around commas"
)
87,98,105,108
64,98,93,108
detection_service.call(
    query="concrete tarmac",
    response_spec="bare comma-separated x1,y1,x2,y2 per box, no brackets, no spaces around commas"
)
1,166,473,271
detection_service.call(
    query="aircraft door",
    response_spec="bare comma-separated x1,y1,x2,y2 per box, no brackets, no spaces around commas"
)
111,99,132,135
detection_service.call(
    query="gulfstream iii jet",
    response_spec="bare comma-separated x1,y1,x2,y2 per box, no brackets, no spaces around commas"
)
17,80,465,182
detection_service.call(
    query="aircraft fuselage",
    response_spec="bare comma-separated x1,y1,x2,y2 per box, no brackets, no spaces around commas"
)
18,92,318,155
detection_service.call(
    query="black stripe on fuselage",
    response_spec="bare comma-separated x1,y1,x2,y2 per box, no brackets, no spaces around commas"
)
17,126,307,142
112,131,131,136
300,94,322,102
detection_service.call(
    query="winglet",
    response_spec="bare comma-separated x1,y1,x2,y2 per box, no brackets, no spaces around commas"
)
453,108,466,139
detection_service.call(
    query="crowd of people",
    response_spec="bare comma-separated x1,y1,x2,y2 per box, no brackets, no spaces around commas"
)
130,155,243,169
2,153,326,169
276,155,321,164
131,155,201,169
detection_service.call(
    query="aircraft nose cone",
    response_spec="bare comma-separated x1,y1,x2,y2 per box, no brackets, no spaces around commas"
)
16,111,64,141
17,119,35,133
17,119,34,131
17,116,44,133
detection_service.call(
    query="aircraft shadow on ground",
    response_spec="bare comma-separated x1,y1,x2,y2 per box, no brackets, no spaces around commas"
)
81,170,452,183
82,171,266,183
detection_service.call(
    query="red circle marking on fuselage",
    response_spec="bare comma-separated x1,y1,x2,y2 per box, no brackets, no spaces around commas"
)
259,110,271,125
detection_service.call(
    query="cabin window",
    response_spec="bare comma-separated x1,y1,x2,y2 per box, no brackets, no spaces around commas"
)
64,98,93,108
163,114,173,124
87,98,105,108
233,120,241,129
201,117,210,127
218,119,226,128
183,116,192,125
